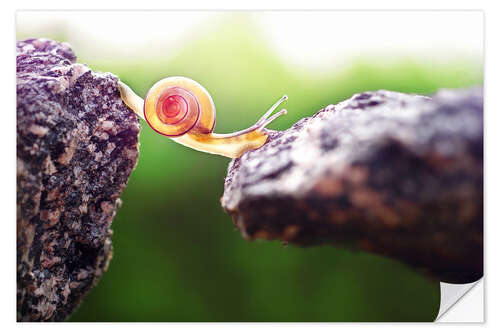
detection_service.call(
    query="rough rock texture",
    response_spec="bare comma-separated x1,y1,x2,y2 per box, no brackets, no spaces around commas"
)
222,88,483,284
17,38,140,321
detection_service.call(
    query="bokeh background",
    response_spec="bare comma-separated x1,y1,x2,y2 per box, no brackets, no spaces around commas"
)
16,11,483,321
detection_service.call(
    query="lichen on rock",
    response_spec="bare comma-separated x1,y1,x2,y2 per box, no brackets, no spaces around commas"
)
17,38,140,321
221,88,483,284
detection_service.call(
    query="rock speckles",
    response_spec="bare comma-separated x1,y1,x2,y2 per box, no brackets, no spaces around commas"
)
222,88,483,284
17,38,140,321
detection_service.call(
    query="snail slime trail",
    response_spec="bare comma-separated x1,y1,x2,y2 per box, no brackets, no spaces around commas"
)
118,76,288,158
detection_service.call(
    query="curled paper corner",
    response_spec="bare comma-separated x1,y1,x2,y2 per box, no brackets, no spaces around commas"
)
435,278,483,322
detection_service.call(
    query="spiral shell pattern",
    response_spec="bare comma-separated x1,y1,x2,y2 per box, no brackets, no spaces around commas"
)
144,77,216,137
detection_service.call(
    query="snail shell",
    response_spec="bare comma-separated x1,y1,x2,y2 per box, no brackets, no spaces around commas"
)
144,77,215,137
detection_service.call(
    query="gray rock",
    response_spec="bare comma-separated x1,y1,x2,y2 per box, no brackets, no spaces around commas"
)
17,38,140,321
221,88,483,284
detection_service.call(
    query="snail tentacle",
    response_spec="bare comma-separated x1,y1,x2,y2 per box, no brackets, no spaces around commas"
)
255,94,288,127
257,109,288,130
214,95,288,138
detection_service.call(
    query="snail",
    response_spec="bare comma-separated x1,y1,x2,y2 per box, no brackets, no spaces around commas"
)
118,77,288,158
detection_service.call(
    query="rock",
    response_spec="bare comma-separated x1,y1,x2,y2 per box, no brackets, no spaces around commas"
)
17,38,140,321
221,88,483,284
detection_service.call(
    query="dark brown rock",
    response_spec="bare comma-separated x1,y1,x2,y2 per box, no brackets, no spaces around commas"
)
17,38,140,321
221,88,483,284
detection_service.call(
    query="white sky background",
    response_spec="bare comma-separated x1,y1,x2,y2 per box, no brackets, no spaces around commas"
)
16,11,483,70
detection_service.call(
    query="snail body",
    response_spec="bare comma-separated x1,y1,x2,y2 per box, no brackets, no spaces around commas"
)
118,76,287,158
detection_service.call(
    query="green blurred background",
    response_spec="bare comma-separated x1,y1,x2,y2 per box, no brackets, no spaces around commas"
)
17,12,482,321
